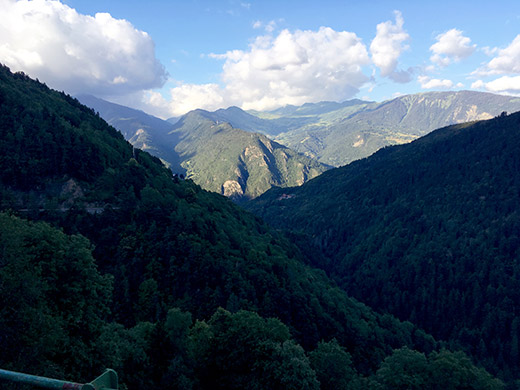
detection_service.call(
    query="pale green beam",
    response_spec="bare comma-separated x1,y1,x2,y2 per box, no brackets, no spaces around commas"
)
0,368,118,390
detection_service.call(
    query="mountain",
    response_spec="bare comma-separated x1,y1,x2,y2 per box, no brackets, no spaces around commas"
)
200,105,283,135
261,99,371,117
164,91,520,168
2,64,505,389
169,109,329,199
298,91,520,166
247,111,520,383
78,95,329,200
239,91,520,167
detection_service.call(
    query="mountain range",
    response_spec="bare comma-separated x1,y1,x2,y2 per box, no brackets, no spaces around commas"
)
2,63,507,389
78,95,329,200
216,91,520,167
77,94,185,174
168,109,328,199
80,91,520,198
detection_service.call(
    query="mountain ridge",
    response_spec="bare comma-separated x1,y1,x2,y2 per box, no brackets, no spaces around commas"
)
163,90,520,168
270,90,520,166
79,90,520,198
76,94,185,173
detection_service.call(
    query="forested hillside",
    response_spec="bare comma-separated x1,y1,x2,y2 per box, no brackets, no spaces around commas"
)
248,111,520,384
0,64,505,388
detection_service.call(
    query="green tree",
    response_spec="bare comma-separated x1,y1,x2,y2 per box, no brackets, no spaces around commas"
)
309,339,357,390
374,347,429,390
0,213,112,381
191,308,318,390
428,349,504,390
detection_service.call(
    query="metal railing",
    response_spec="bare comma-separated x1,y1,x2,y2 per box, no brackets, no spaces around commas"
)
0,368,118,390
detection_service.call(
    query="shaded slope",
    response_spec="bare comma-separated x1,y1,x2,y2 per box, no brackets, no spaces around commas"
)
0,213,111,381
76,94,185,174
248,112,520,381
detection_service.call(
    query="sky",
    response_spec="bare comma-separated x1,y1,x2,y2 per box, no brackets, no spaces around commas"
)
1,0,520,119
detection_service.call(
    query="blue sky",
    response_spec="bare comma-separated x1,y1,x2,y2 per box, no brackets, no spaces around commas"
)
2,0,520,118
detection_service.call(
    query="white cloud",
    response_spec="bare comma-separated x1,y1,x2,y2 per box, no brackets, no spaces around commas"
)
482,46,498,57
166,83,226,117
472,75,520,94
370,10,412,83
229,27,370,110
475,35,520,76
430,29,476,67
471,80,485,89
149,27,370,116
251,20,281,33
418,75,454,89
180,26,370,114
0,0,166,96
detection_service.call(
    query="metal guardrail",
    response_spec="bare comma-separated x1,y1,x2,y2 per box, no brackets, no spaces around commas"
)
0,368,118,390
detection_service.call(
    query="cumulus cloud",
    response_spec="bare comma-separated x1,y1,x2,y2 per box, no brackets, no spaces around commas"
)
430,29,476,67
471,76,520,94
152,14,422,116
475,35,520,76
418,75,456,89
370,10,412,83
0,0,166,96
484,76,520,92
180,26,370,114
